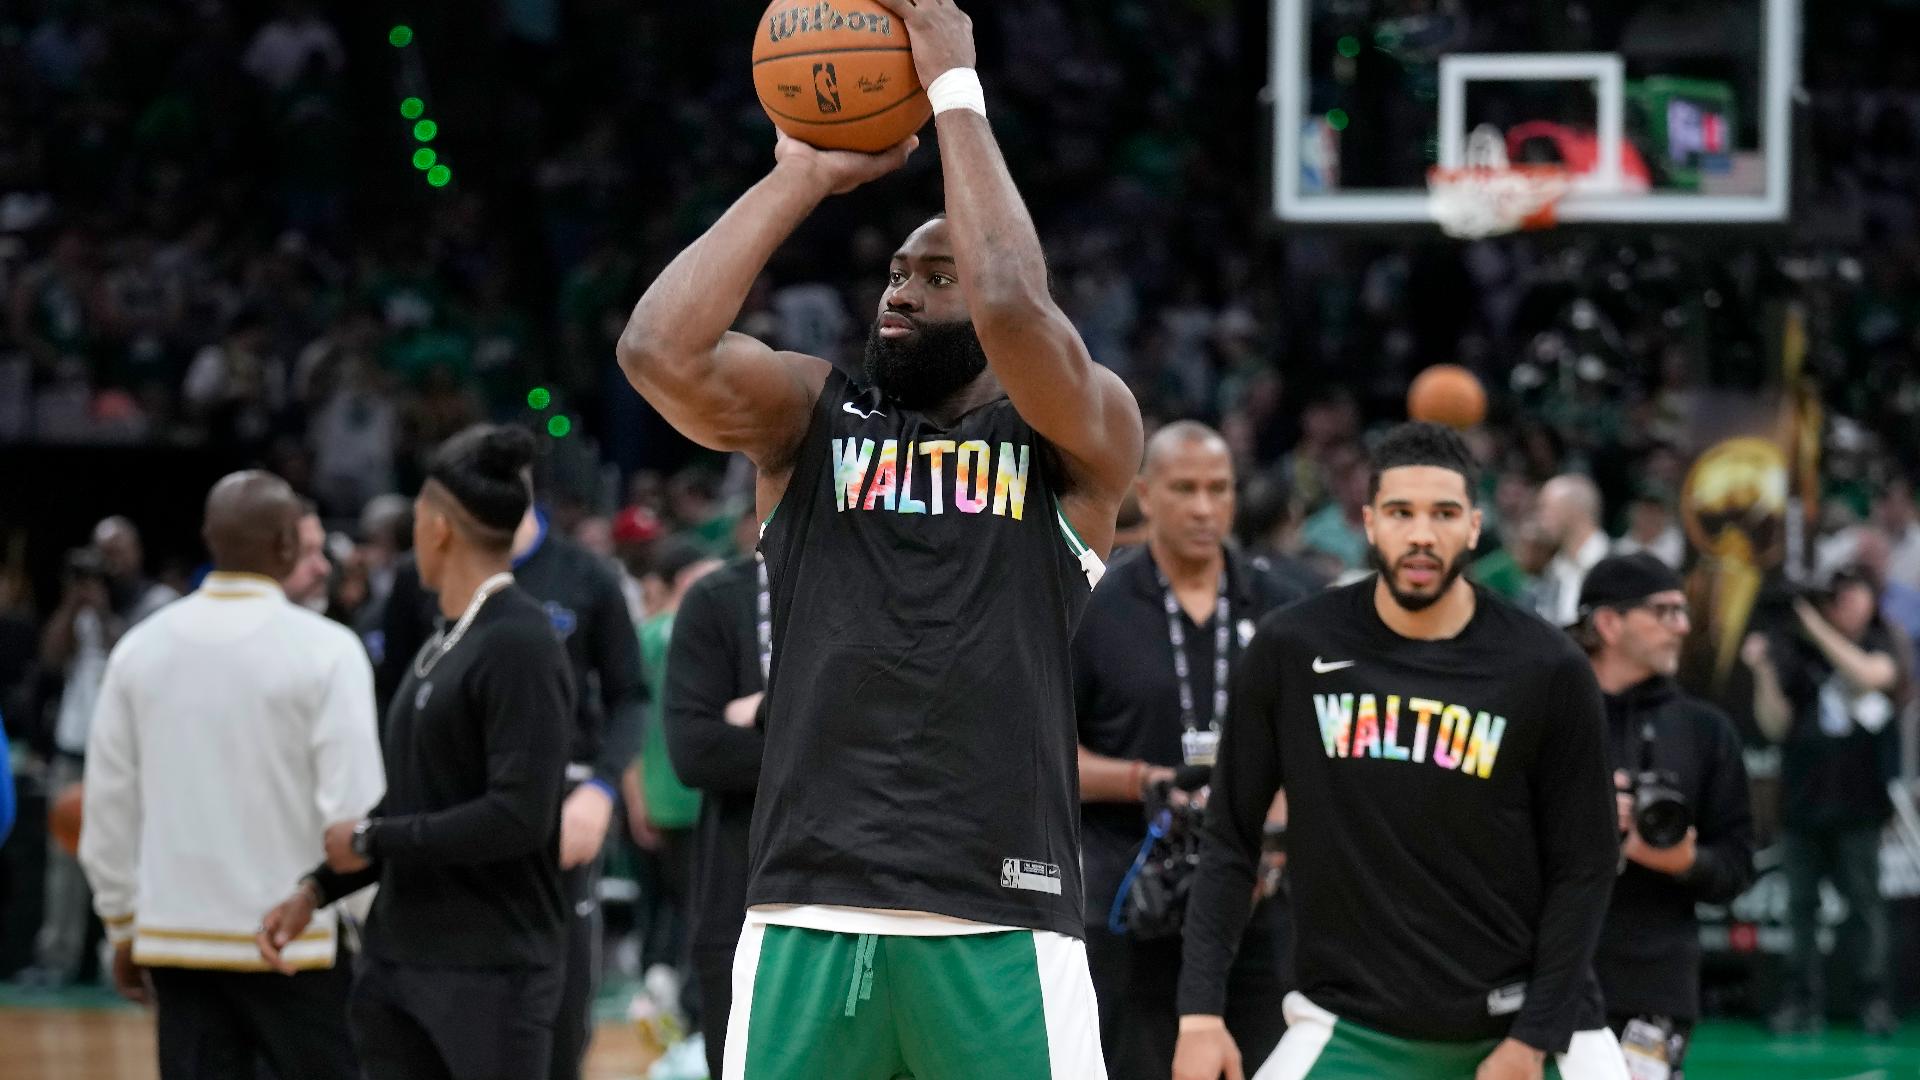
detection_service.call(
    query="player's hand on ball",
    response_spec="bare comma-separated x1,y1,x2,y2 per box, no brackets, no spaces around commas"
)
1474,1037,1546,1080
869,0,978,88
1172,1017,1244,1080
774,129,918,196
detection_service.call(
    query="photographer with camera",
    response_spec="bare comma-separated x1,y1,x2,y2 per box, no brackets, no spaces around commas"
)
1743,565,1911,1038
1075,422,1302,1080
1574,554,1754,1078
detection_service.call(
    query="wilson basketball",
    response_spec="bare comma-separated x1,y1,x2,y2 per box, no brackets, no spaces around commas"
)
50,783,83,857
1407,364,1488,429
752,0,930,154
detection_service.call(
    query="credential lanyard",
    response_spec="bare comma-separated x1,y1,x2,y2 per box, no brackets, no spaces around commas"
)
1156,564,1231,764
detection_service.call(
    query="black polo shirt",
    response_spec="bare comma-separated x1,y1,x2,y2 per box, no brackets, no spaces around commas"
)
1073,543,1305,918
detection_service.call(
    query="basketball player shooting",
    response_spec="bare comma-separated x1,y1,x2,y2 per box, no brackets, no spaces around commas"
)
616,3,1142,1078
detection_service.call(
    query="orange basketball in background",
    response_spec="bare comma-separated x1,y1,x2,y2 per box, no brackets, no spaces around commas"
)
752,0,930,153
50,783,83,857
1407,364,1488,429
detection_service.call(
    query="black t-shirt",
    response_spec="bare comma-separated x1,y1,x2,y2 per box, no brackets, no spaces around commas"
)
1074,543,1304,916
376,526,644,790
1772,627,1902,829
313,585,575,968
1178,579,1617,1052
662,557,766,950
753,370,1096,937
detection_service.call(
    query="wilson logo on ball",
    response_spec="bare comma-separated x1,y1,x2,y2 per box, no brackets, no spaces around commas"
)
766,2,893,43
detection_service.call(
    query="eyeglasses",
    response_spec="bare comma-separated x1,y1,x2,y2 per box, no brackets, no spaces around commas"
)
1627,601,1690,625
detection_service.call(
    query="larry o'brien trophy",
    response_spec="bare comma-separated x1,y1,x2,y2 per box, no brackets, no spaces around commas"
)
1680,436,1790,689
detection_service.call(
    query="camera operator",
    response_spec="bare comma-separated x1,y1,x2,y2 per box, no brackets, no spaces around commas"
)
1074,422,1302,1080
1743,566,1911,1038
1574,554,1754,1078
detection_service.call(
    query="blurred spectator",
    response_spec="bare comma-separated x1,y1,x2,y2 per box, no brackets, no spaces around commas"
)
1613,488,1686,571
283,503,330,612
622,539,719,1015
1535,473,1610,626
241,1,344,94
1744,570,1911,1038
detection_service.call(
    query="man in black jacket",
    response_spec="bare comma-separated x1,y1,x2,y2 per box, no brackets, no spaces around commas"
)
661,553,768,1080
1075,422,1302,1080
375,481,645,1080
259,424,575,1080
1575,554,1754,1078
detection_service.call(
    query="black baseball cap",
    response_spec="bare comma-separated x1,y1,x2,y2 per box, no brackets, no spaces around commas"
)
1574,553,1684,626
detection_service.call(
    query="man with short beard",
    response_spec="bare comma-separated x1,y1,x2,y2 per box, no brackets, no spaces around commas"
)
1174,423,1625,1080
615,2,1142,1074
1577,554,1754,1078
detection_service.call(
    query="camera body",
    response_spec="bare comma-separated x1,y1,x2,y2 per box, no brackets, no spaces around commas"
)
65,547,109,584
1626,769,1692,849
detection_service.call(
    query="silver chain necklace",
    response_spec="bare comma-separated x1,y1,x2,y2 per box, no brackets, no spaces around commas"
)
413,572,515,679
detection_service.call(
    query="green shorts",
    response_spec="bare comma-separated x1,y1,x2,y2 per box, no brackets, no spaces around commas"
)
1253,993,1629,1080
721,917,1104,1079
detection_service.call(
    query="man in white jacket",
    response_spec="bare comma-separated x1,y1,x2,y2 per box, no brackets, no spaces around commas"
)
79,470,384,1080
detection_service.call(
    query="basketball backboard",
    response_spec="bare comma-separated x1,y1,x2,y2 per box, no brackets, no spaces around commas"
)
1272,0,1799,225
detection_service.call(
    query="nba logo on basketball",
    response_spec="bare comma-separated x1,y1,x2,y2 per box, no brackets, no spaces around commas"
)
813,62,840,113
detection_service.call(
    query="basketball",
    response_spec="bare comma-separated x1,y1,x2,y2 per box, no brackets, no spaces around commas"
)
752,0,930,153
1407,364,1488,429
50,783,82,858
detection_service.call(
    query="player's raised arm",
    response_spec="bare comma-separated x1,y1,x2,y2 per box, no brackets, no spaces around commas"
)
874,0,1143,541
616,135,918,473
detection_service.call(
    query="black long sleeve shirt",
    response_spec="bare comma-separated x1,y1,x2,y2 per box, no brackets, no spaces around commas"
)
1178,580,1617,1053
661,558,767,950
375,519,644,792
313,585,575,968
1594,675,1755,1020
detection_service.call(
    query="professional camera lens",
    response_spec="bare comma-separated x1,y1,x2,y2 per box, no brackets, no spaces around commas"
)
1632,771,1692,849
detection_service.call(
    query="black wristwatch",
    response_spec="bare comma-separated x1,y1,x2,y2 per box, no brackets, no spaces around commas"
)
349,818,379,859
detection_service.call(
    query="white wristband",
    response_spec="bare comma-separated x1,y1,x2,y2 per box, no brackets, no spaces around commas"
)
927,67,986,118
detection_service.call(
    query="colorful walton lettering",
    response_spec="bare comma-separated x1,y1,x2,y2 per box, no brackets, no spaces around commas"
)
1311,692,1508,778
831,437,1030,518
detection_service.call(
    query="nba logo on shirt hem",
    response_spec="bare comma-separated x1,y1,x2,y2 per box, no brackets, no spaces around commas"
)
1000,859,1062,895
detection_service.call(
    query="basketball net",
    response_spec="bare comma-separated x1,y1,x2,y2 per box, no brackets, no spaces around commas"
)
1428,125,1570,239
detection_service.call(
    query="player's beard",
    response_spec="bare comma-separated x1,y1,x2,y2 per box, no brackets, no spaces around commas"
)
863,316,990,409
1367,542,1469,613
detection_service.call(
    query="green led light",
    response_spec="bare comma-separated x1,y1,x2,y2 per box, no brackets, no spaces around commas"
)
389,25,413,47
400,97,425,119
527,387,551,410
426,164,452,187
547,415,572,438
1326,108,1350,131
412,119,438,142
412,148,436,170
1337,35,1362,58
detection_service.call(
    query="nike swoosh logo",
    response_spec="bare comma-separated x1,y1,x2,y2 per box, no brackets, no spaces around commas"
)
842,402,886,419
1312,657,1356,674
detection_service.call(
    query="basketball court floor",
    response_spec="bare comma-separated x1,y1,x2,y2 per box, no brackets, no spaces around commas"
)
1,983,1915,1080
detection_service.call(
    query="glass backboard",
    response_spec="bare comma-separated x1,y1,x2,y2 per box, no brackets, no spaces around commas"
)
1273,0,1798,225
